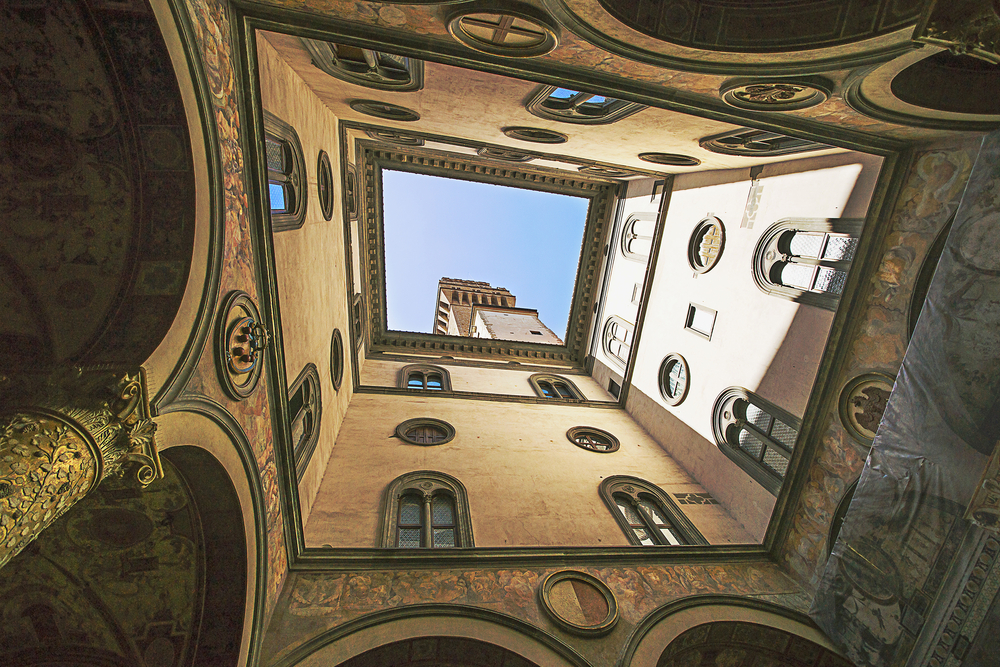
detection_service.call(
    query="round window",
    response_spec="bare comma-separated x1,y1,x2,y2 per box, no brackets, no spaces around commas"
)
317,150,334,221
330,328,344,391
395,418,456,446
688,217,725,273
502,126,568,144
658,354,690,406
349,99,420,122
638,152,701,167
566,427,620,453
447,9,558,58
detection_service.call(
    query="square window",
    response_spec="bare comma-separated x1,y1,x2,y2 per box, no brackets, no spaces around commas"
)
685,303,716,340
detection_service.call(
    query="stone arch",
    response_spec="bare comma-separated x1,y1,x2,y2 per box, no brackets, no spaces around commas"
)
155,406,270,666
621,596,842,667
273,605,590,667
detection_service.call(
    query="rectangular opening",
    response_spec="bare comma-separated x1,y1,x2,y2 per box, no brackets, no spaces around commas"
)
685,303,717,339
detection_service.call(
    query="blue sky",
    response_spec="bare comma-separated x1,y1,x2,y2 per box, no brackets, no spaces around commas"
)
382,170,589,339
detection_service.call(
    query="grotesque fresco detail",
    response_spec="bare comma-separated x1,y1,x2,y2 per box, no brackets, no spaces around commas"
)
0,0,195,371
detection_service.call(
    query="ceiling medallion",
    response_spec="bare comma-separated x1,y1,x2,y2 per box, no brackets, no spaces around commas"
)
447,5,559,57
365,129,424,146
638,152,701,167
477,146,536,162
720,77,833,111
839,372,895,446
578,164,632,178
349,100,420,122
502,126,568,144
539,571,619,636
216,291,269,400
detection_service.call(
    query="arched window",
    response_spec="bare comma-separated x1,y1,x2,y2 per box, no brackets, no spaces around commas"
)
263,111,307,231
712,387,802,495
288,364,322,480
529,374,583,399
701,127,832,157
398,364,451,391
379,471,474,548
301,39,424,92
603,316,634,368
600,476,707,546
526,85,645,124
753,218,864,310
620,213,656,262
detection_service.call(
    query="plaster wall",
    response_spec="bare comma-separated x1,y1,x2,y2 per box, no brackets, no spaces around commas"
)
359,357,615,401
631,152,882,445
305,394,752,547
473,308,563,344
592,178,665,374
258,35,352,524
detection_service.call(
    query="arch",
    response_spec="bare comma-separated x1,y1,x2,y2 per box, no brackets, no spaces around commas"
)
379,471,473,548
752,218,865,311
712,388,802,496
600,476,707,546
620,596,839,667
155,402,269,666
267,605,590,667
288,364,322,481
0,0,198,374
161,446,247,667
398,364,452,391
530,373,584,399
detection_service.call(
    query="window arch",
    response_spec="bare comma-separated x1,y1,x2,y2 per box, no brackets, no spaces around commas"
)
752,218,864,310
620,213,656,262
600,476,707,546
288,364,322,480
398,364,451,391
529,374,583,399
602,316,634,368
379,471,474,548
712,387,802,495
263,110,307,231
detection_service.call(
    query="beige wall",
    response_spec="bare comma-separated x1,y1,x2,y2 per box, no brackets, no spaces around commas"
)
305,393,752,547
360,357,615,401
258,34,352,524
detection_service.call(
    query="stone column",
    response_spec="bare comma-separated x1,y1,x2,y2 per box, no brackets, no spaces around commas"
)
0,369,161,569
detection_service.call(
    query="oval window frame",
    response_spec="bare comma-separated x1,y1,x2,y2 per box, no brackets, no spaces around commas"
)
566,426,620,453
539,570,618,636
658,354,690,406
395,418,456,446
687,217,726,274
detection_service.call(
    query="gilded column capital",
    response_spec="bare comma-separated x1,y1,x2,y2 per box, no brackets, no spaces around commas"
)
0,367,162,569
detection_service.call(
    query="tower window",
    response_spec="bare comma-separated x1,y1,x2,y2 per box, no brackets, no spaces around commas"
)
381,471,474,547
753,218,864,311
712,387,802,495
600,476,708,546
263,111,307,231
529,374,584,400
